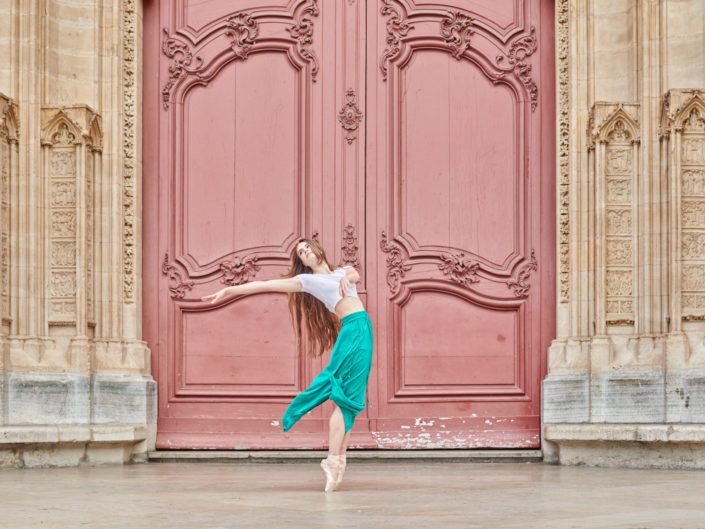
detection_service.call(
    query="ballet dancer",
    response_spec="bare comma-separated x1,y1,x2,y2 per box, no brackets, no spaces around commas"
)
202,238,373,492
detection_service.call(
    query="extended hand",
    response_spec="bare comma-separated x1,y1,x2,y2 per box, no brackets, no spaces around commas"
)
201,288,228,304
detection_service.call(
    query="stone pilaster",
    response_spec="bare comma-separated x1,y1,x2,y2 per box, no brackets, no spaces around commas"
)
0,0,154,468
544,1,705,469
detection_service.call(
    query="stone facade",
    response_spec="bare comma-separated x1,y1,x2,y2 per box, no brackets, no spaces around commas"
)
0,0,155,467
544,0,705,468
2,0,705,468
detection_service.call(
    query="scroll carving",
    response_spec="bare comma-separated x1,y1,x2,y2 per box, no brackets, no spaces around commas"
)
341,224,360,270
438,252,479,286
497,27,539,111
161,31,202,110
162,253,194,299
380,231,410,295
225,14,258,59
506,250,537,298
380,0,414,81
161,12,259,109
440,12,474,60
338,89,363,144
287,0,320,82
220,256,260,286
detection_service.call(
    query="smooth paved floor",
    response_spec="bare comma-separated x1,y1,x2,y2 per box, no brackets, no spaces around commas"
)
1,461,704,529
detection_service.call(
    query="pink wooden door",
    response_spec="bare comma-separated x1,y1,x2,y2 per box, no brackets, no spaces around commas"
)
143,0,554,449
365,0,554,448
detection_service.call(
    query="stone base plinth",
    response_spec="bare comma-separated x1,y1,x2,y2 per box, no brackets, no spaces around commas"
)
0,425,150,468
544,424,705,469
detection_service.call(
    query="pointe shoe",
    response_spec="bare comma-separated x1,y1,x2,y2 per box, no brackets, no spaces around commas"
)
320,458,341,492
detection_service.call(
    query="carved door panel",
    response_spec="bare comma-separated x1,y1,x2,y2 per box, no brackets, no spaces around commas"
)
365,0,554,447
144,0,368,448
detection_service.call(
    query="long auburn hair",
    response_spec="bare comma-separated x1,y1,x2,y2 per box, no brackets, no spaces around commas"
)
283,238,341,357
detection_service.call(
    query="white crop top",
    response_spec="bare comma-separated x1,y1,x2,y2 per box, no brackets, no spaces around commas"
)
296,267,359,313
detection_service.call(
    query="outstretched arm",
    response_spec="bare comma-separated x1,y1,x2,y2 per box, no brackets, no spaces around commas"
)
339,267,360,298
202,277,302,304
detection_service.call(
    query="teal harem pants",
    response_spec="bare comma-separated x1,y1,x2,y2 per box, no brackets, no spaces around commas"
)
283,311,373,434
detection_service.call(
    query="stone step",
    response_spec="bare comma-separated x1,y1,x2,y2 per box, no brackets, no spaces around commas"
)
148,449,543,464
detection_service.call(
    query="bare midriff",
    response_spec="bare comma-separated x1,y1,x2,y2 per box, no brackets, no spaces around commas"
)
334,296,365,320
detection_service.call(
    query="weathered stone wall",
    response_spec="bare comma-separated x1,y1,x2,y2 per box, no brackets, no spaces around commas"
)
0,0,154,468
544,0,705,469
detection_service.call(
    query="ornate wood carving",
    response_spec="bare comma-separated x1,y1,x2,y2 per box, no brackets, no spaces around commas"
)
506,250,537,298
225,13,258,59
162,252,194,299
380,231,410,295
341,224,360,269
497,26,539,111
380,0,413,81
287,0,320,82
161,12,259,109
220,256,260,286
338,89,363,144
438,252,479,286
440,12,474,60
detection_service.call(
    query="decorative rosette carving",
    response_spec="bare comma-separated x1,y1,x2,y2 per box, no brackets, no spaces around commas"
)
338,89,364,144
162,252,194,299
287,0,320,82
506,249,537,297
220,255,260,285
380,231,411,295
441,12,474,60
497,26,539,111
380,0,414,81
438,252,480,286
341,224,360,269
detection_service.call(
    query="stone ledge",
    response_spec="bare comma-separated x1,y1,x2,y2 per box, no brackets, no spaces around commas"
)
148,449,543,464
544,424,705,469
544,423,705,443
0,424,148,445
0,425,150,468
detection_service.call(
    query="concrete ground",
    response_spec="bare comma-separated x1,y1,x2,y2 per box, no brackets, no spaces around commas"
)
1,460,704,529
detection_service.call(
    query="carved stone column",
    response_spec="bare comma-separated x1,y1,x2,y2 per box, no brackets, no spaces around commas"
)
662,90,705,423
0,94,19,426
